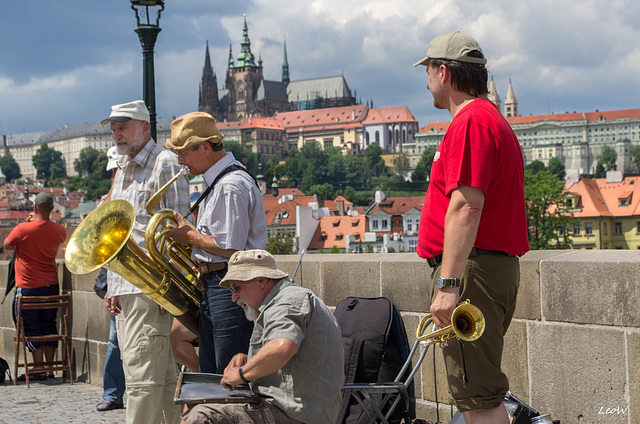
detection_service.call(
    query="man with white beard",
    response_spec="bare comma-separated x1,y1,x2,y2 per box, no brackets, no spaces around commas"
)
101,100,190,424
182,250,345,424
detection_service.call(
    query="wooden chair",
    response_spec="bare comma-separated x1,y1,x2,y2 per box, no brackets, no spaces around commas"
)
13,293,73,387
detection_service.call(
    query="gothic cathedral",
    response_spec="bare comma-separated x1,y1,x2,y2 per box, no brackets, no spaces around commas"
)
198,15,358,122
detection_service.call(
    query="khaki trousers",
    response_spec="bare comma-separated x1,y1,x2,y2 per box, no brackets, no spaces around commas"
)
116,294,181,424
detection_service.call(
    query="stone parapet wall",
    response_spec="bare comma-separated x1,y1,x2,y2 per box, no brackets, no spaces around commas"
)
0,251,637,423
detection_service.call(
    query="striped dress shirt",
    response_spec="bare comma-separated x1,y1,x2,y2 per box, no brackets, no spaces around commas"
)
107,139,190,296
192,152,267,264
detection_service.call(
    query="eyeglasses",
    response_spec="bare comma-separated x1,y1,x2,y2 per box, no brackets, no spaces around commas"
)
230,283,241,294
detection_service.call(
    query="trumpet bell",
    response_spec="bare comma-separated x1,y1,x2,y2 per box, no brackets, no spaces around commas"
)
451,303,485,342
416,300,485,345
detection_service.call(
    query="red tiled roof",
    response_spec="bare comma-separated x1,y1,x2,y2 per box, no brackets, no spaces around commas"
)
241,117,283,130
368,196,423,216
361,106,417,125
307,215,367,249
563,176,640,218
276,105,368,133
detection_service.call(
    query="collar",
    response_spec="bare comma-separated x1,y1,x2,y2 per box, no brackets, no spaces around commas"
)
127,139,157,169
258,277,292,312
202,152,239,186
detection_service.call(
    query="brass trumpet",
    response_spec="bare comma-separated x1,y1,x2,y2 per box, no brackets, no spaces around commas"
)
416,300,485,345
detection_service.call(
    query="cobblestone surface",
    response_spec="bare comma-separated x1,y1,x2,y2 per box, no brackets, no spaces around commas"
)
0,376,125,424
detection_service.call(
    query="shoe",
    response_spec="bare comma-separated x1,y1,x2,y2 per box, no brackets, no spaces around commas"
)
96,401,124,411
17,373,47,382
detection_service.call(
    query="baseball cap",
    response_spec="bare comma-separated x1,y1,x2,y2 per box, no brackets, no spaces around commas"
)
34,192,54,209
413,31,487,67
101,100,150,125
106,146,121,171
219,250,289,289
164,112,224,151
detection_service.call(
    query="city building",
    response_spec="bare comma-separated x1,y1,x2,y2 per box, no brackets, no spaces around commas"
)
562,172,640,249
414,80,640,176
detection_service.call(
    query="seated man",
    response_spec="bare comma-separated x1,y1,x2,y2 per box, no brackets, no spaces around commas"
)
183,249,344,424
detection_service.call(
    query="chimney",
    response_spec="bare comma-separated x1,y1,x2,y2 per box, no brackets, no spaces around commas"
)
337,199,345,216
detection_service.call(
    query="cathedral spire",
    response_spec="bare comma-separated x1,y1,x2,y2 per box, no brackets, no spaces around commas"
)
236,14,257,67
282,37,290,86
198,41,220,120
487,76,501,113
504,78,518,117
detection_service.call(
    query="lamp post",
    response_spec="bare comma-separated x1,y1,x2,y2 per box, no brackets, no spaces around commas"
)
130,0,164,142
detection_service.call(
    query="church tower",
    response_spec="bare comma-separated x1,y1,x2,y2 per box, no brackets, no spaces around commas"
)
226,14,264,120
198,41,221,121
487,76,501,113
504,79,518,117
282,39,290,87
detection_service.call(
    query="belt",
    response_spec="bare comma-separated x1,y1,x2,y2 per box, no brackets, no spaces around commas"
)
426,248,515,268
198,262,228,274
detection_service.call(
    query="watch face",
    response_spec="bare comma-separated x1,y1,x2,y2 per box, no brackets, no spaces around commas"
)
436,276,444,289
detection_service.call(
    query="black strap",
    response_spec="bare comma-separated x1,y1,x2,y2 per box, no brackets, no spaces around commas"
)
183,164,258,220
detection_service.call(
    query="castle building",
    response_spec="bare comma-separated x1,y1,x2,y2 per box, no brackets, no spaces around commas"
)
198,15,358,122
414,79,640,176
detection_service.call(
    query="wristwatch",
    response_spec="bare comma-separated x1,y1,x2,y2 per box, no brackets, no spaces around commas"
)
436,276,461,289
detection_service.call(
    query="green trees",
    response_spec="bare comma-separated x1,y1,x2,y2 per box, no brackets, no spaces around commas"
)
0,154,22,182
595,145,617,177
524,166,576,250
73,146,101,177
265,231,295,255
64,148,112,200
411,147,436,182
32,143,65,182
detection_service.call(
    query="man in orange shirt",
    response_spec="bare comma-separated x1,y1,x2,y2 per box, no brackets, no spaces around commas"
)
4,192,66,380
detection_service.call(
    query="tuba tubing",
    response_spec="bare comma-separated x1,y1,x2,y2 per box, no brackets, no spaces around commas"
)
65,200,201,334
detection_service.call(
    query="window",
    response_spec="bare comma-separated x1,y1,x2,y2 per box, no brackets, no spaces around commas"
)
372,220,379,229
585,223,593,235
573,225,581,236
614,222,623,235
603,223,608,235
382,219,388,229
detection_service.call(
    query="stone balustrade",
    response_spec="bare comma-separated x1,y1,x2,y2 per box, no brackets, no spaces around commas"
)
1,250,637,423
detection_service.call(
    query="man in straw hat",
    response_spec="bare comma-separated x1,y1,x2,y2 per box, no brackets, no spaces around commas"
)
101,99,190,424
413,32,529,423
165,112,267,375
182,249,343,424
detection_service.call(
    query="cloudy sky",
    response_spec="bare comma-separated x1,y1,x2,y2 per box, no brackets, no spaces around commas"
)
1,0,639,135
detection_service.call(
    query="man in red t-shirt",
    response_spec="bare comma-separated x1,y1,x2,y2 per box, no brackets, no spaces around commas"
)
413,32,529,423
4,192,66,380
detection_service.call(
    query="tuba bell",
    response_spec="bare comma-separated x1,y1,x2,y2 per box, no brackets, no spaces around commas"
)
416,300,485,345
65,197,202,334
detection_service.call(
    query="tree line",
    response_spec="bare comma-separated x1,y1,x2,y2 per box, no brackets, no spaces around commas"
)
0,140,627,252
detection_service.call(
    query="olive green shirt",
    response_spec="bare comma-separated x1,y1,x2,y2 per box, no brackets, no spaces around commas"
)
250,278,344,424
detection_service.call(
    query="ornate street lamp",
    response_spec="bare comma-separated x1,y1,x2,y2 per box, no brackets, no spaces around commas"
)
130,0,164,142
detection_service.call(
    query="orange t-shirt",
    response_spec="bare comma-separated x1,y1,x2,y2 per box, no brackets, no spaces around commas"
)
6,220,66,289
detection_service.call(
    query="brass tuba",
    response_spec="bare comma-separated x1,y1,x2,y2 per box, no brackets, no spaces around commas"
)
65,168,202,334
416,300,485,345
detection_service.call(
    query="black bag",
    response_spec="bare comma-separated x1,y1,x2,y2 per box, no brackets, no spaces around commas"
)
0,356,10,383
334,296,413,424
93,268,108,299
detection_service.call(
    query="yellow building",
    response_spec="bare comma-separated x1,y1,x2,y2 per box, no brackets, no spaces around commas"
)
563,173,640,249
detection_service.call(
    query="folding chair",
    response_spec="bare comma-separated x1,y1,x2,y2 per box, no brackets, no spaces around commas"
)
341,315,432,424
13,293,73,387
